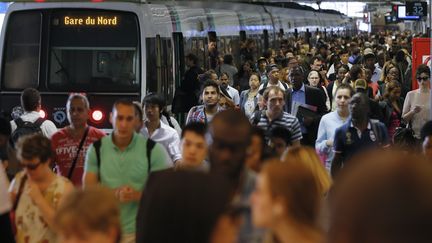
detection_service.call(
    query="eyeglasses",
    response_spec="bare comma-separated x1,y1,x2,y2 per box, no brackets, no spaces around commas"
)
20,162,42,170
417,76,429,81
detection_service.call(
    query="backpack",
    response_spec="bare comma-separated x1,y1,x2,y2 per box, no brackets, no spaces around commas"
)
10,117,45,148
93,138,156,180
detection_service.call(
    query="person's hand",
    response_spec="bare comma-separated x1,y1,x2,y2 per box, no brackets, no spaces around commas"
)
116,185,139,203
413,105,422,113
326,139,334,147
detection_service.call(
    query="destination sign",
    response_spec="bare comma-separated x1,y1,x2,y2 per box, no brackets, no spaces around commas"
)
61,15,119,26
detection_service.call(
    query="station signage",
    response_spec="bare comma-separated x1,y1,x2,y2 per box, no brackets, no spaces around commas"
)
406,2,427,16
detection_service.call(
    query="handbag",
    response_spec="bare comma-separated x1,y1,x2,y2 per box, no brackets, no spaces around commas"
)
393,123,416,147
9,174,27,235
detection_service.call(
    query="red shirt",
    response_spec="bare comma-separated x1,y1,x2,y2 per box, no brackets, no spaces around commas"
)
51,126,105,186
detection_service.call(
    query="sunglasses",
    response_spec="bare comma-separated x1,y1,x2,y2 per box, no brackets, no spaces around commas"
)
20,162,41,170
417,76,429,81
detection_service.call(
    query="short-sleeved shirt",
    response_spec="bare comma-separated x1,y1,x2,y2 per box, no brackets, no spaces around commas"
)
252,111,302,144
10,172,71,243
10,111,58,138
51,126,106,186
333,119,389,163
84,133,172,234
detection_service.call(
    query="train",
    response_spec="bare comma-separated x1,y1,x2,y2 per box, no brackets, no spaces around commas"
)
0,1,353,130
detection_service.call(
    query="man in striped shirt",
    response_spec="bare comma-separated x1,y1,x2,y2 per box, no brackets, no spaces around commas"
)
251,86,302,146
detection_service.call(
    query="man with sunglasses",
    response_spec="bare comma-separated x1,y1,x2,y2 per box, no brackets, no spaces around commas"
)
402,64,431,139
51,94,106,186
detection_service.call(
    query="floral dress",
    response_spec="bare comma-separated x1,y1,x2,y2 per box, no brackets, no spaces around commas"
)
10,172,71,243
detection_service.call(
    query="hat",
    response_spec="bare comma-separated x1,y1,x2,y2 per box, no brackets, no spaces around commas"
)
364,41,372,48
363,48,375,58
267,64,279,73
257,57,267,63
354,79,368,90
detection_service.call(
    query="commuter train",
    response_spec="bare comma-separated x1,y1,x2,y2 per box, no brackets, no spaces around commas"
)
0,1,353,130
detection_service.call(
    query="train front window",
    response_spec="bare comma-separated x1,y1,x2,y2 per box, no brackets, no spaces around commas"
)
2,11,41,89
48,10,139,92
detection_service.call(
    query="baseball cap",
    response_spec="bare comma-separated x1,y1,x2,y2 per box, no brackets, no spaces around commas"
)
363,48,375,58
354,79,368,90
257,57,267,63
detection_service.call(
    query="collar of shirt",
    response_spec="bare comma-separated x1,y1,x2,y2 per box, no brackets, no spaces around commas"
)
293,83,305,93
109,132,138,151
350,119,372,138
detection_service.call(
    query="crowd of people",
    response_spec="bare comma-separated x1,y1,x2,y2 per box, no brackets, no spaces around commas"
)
0,30,432,243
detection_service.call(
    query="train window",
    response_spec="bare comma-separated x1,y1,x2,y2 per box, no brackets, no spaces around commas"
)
2,11,42,89
48,10,139,92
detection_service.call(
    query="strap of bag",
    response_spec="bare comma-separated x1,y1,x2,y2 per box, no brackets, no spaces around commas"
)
13,175,27,211
33,117,45,127
93,139,102,180
146,139,155,173
67,127,89,179
252,110,265,126
15,118,24,128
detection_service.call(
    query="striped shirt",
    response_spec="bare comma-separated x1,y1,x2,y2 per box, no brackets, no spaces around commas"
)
252,111,302,143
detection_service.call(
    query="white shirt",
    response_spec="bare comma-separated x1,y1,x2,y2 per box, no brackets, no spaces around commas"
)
0,164,11,214
371,66,382,83
161,115,182,137
141,121,182,162
327,62,353,78
226,86,240,106
258,80,288,92
10,111,58,138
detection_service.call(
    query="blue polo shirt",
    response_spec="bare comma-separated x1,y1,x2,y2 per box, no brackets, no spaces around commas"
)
84,133,172,234
333,119,389,163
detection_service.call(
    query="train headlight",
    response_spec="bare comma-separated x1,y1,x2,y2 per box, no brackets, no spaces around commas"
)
39,109,46,119
91,110,104,123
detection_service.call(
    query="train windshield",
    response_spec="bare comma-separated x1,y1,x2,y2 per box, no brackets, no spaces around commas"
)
48,10,140,92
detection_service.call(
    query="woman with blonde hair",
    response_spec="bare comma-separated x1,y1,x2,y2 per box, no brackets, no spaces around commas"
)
251,159,323,243
55,186,121,243
282,146,332,196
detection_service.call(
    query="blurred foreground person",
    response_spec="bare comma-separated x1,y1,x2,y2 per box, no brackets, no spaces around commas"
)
136,170,242,243
282,146,332,196
9,134,73,243
328,150,432,243
55,186,121,243
251,159,323,243
421,121,432,159
176,122,209,171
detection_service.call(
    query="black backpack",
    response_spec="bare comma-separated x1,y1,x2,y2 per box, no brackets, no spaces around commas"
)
93,138,156,180
10,117,45,148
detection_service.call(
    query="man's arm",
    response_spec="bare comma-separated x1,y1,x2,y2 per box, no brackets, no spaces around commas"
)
331,153,343,178
82,171,98,188
82,144,99,188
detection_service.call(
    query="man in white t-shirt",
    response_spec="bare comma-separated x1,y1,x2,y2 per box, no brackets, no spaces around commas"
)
258,66,288,93
10,88,57,139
